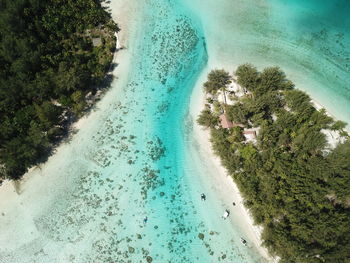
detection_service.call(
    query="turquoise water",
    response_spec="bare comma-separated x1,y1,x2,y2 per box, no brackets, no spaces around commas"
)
0,0,263,262
183,0,350,125
1,0,350,262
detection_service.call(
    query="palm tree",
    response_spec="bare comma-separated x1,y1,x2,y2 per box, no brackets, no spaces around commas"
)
204,69,231,113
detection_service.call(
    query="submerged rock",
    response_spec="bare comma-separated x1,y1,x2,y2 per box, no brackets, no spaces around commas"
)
128,246,135,253
198,233,204,240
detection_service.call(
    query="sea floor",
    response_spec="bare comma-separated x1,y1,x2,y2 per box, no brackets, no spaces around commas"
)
0,0,349,262
0,0,265,262
182,0,350,125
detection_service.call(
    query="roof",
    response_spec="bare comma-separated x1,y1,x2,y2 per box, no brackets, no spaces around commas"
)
243,130,257,141
219,114,245,129
243,130,256,135
219,114,233,129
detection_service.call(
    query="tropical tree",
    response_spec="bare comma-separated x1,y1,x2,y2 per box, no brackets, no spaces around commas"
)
197,109,218,128
198,65,350,262
235,63,259,92
204,69,231,98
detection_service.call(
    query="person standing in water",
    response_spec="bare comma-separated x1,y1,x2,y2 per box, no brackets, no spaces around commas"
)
201,193,206,201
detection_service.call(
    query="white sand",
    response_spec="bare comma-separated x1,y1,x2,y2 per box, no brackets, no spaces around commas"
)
72,0,141,132
0,0,141,240
0,1,346,261
188,60,350,262
0,0,273,260
188,66,277,262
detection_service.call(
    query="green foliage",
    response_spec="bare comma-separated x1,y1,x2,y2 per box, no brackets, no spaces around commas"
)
197,109,218,128
227,127,245,143
235,63,259,92
310,109,333,129
34,101,62,130
0,0,118,179
327,141,350,200
258,67,294,94
240,144,258,160
203,69,231,94
331,120,347,131
236,64,294,98
226,103,248,124
284,89,311,111
199,65,350,262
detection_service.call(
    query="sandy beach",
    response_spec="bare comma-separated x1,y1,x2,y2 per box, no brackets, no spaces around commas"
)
188,67,276,262
0,0,140,186
0,0,273,261
0,0,140,248
187,57,350,262
1,1,349,262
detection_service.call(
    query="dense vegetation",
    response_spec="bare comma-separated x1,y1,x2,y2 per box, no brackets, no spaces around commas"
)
198,65,350,262
0,0,119,180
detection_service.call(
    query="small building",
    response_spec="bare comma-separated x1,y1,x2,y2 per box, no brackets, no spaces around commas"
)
219,114,233,129
243,129,257,142
220,114,244,129
92,37,102,47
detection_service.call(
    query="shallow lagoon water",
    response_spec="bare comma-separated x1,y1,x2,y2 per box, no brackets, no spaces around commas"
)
0,0,349,262
183,0,350,124
0,0,264,262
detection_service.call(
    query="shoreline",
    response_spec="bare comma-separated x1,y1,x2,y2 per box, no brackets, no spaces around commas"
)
0,0,138,199
311,99,350,133
0,0,145,254
0,0,347,261
188,67,277,262
0,0,140,189
194,125,275,261
0,0,274,260
188,64,349,262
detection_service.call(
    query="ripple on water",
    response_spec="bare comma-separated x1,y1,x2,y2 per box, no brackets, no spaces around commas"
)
1,0,263,262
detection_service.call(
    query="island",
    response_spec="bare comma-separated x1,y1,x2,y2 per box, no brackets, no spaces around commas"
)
0,0,119,180
198,64,350,262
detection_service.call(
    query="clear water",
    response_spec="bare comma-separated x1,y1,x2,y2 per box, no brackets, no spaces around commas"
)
1,0,349,262
183,0,350,125
0,0,264,262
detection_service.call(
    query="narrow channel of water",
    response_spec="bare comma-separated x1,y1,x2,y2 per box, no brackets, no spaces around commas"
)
1,0,349,262
0,0,265,262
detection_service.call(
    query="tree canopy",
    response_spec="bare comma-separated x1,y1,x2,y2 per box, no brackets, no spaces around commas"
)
0,0,119,179
199,65,350,262
203,69,231,94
